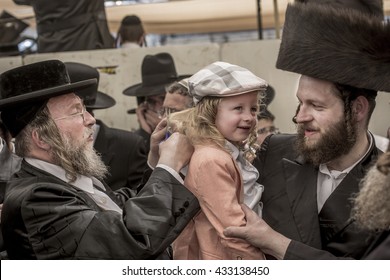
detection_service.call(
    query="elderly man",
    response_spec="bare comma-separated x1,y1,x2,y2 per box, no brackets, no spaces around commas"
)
0,60,198,259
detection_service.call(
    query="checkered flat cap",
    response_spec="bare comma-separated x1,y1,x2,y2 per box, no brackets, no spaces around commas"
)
188,61,267,105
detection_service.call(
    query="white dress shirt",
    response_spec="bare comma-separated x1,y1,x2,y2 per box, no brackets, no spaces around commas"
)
316,132,373,212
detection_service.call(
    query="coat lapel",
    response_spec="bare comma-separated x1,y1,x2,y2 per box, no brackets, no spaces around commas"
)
318,138,380,246
318,160,367,244
283,156,322,248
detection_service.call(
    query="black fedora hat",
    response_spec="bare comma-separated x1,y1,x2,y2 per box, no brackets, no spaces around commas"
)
123,52,190,97
65,62,116,110
0,60,96,109
0,60,96,137
259,85,275,120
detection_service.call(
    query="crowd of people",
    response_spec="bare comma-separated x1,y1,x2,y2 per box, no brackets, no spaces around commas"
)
0,0,389,260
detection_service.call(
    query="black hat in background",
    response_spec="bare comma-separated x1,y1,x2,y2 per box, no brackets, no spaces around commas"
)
0,60,96,137
123,52,190,97
258,85,275,120
276,1,390,93
65,62,116,110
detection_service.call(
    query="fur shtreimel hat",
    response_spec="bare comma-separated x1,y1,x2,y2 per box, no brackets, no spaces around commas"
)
0,60,96,137
295,0,384,18
276,2,390,92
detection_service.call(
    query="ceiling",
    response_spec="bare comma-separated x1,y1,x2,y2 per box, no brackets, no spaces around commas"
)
2,0,390,35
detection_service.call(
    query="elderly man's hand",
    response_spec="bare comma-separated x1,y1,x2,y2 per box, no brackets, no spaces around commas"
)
148,119,194,171
148,118,168,168
158,132,193,173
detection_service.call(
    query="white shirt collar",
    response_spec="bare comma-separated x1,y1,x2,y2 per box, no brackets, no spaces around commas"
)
25,157,106,193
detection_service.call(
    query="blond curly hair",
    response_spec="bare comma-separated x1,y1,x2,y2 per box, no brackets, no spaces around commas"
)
169,95,260,161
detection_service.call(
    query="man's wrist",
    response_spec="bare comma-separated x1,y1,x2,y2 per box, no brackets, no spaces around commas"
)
156,164,184,184
264,233,291,260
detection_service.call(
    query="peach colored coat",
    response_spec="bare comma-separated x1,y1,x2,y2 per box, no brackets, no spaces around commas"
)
173,145,265,260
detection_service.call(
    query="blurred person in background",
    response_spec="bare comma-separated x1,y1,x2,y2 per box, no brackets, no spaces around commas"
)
256,85,279,146
163,78,194,115
13,0,114,53
123,53,190,149
115,15,146,48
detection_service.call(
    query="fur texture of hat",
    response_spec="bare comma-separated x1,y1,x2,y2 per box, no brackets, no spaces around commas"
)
295,0,384,18
276,2,390,92
65,62,116,110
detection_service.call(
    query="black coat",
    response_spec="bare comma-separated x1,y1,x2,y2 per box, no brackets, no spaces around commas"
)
0,143,21,203
363,231,390,259
13,0,114,52
94,120,148,191
254,133,384,259
1,161,199,259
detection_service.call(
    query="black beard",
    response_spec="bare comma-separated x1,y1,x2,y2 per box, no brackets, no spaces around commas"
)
295,117,357,166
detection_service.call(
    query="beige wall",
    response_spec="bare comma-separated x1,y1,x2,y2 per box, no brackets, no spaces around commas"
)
1,40,389,137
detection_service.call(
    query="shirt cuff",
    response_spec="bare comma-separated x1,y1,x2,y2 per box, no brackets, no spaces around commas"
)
147,160,155,170
0,138,4,152
156,163,184,184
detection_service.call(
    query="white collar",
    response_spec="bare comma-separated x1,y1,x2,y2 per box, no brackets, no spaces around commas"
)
25,157,106,193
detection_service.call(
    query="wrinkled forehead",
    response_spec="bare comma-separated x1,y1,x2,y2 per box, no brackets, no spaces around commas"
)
46,93,82,112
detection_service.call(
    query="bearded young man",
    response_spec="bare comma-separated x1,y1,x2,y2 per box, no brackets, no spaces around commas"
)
223,0,390,259
0,60,199,259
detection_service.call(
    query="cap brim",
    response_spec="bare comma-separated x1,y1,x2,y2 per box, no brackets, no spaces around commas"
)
0,78,97,109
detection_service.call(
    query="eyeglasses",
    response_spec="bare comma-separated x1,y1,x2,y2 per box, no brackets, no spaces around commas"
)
257,126,280,135
159,107,180,117
54,105,88,122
